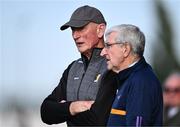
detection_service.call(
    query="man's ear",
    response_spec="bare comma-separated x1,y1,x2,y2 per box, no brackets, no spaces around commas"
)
123,43,131,58
97,23,106,38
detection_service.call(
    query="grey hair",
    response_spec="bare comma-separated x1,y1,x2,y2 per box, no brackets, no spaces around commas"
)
105,24,145,56
164,72,180,87
166,72,180,80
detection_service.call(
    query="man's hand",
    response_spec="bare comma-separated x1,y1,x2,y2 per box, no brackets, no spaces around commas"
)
70,101,94,115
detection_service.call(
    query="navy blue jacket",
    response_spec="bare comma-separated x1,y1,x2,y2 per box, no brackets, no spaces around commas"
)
107,57,163,126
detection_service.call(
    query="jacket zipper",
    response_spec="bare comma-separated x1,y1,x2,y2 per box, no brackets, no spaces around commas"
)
77,73,85,100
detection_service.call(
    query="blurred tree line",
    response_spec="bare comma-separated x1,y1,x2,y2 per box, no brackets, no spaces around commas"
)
152,0,180,84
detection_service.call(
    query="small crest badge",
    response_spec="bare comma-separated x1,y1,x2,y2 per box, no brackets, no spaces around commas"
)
94,74,101,82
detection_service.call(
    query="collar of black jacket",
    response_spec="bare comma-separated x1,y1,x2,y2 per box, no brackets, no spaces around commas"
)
81,48,103,70
116,57,147,87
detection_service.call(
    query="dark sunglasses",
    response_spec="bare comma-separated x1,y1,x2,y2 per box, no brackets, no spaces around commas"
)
164,87,180,93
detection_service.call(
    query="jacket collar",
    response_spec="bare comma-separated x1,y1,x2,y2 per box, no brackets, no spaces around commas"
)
116,57,147,87
81,48,103,70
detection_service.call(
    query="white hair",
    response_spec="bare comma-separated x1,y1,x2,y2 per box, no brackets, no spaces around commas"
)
105,24,145,56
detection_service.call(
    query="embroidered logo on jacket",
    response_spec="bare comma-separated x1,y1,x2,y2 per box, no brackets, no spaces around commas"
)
94,74,101,82
74,77,79,80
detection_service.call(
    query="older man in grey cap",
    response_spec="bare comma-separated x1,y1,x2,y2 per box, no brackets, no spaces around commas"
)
41,5,117,126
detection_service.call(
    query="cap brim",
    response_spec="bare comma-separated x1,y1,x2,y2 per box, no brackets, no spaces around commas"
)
60,20,90,30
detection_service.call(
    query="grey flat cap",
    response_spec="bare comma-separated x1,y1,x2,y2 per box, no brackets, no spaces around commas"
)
60,5,106,30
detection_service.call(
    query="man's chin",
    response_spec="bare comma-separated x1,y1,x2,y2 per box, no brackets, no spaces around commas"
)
78,48,85,53
107,65,119,73
107,64,113,70
78,48,91,55
112,69,119,73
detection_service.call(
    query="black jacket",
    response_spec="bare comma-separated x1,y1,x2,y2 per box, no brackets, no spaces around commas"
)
41,49,117,126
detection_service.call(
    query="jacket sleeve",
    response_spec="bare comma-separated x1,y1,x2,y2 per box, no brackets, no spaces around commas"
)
70,71,118,126
40,62,74,125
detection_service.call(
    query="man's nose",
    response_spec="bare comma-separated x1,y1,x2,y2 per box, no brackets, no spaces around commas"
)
72,31,80,40
100,48,107,56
